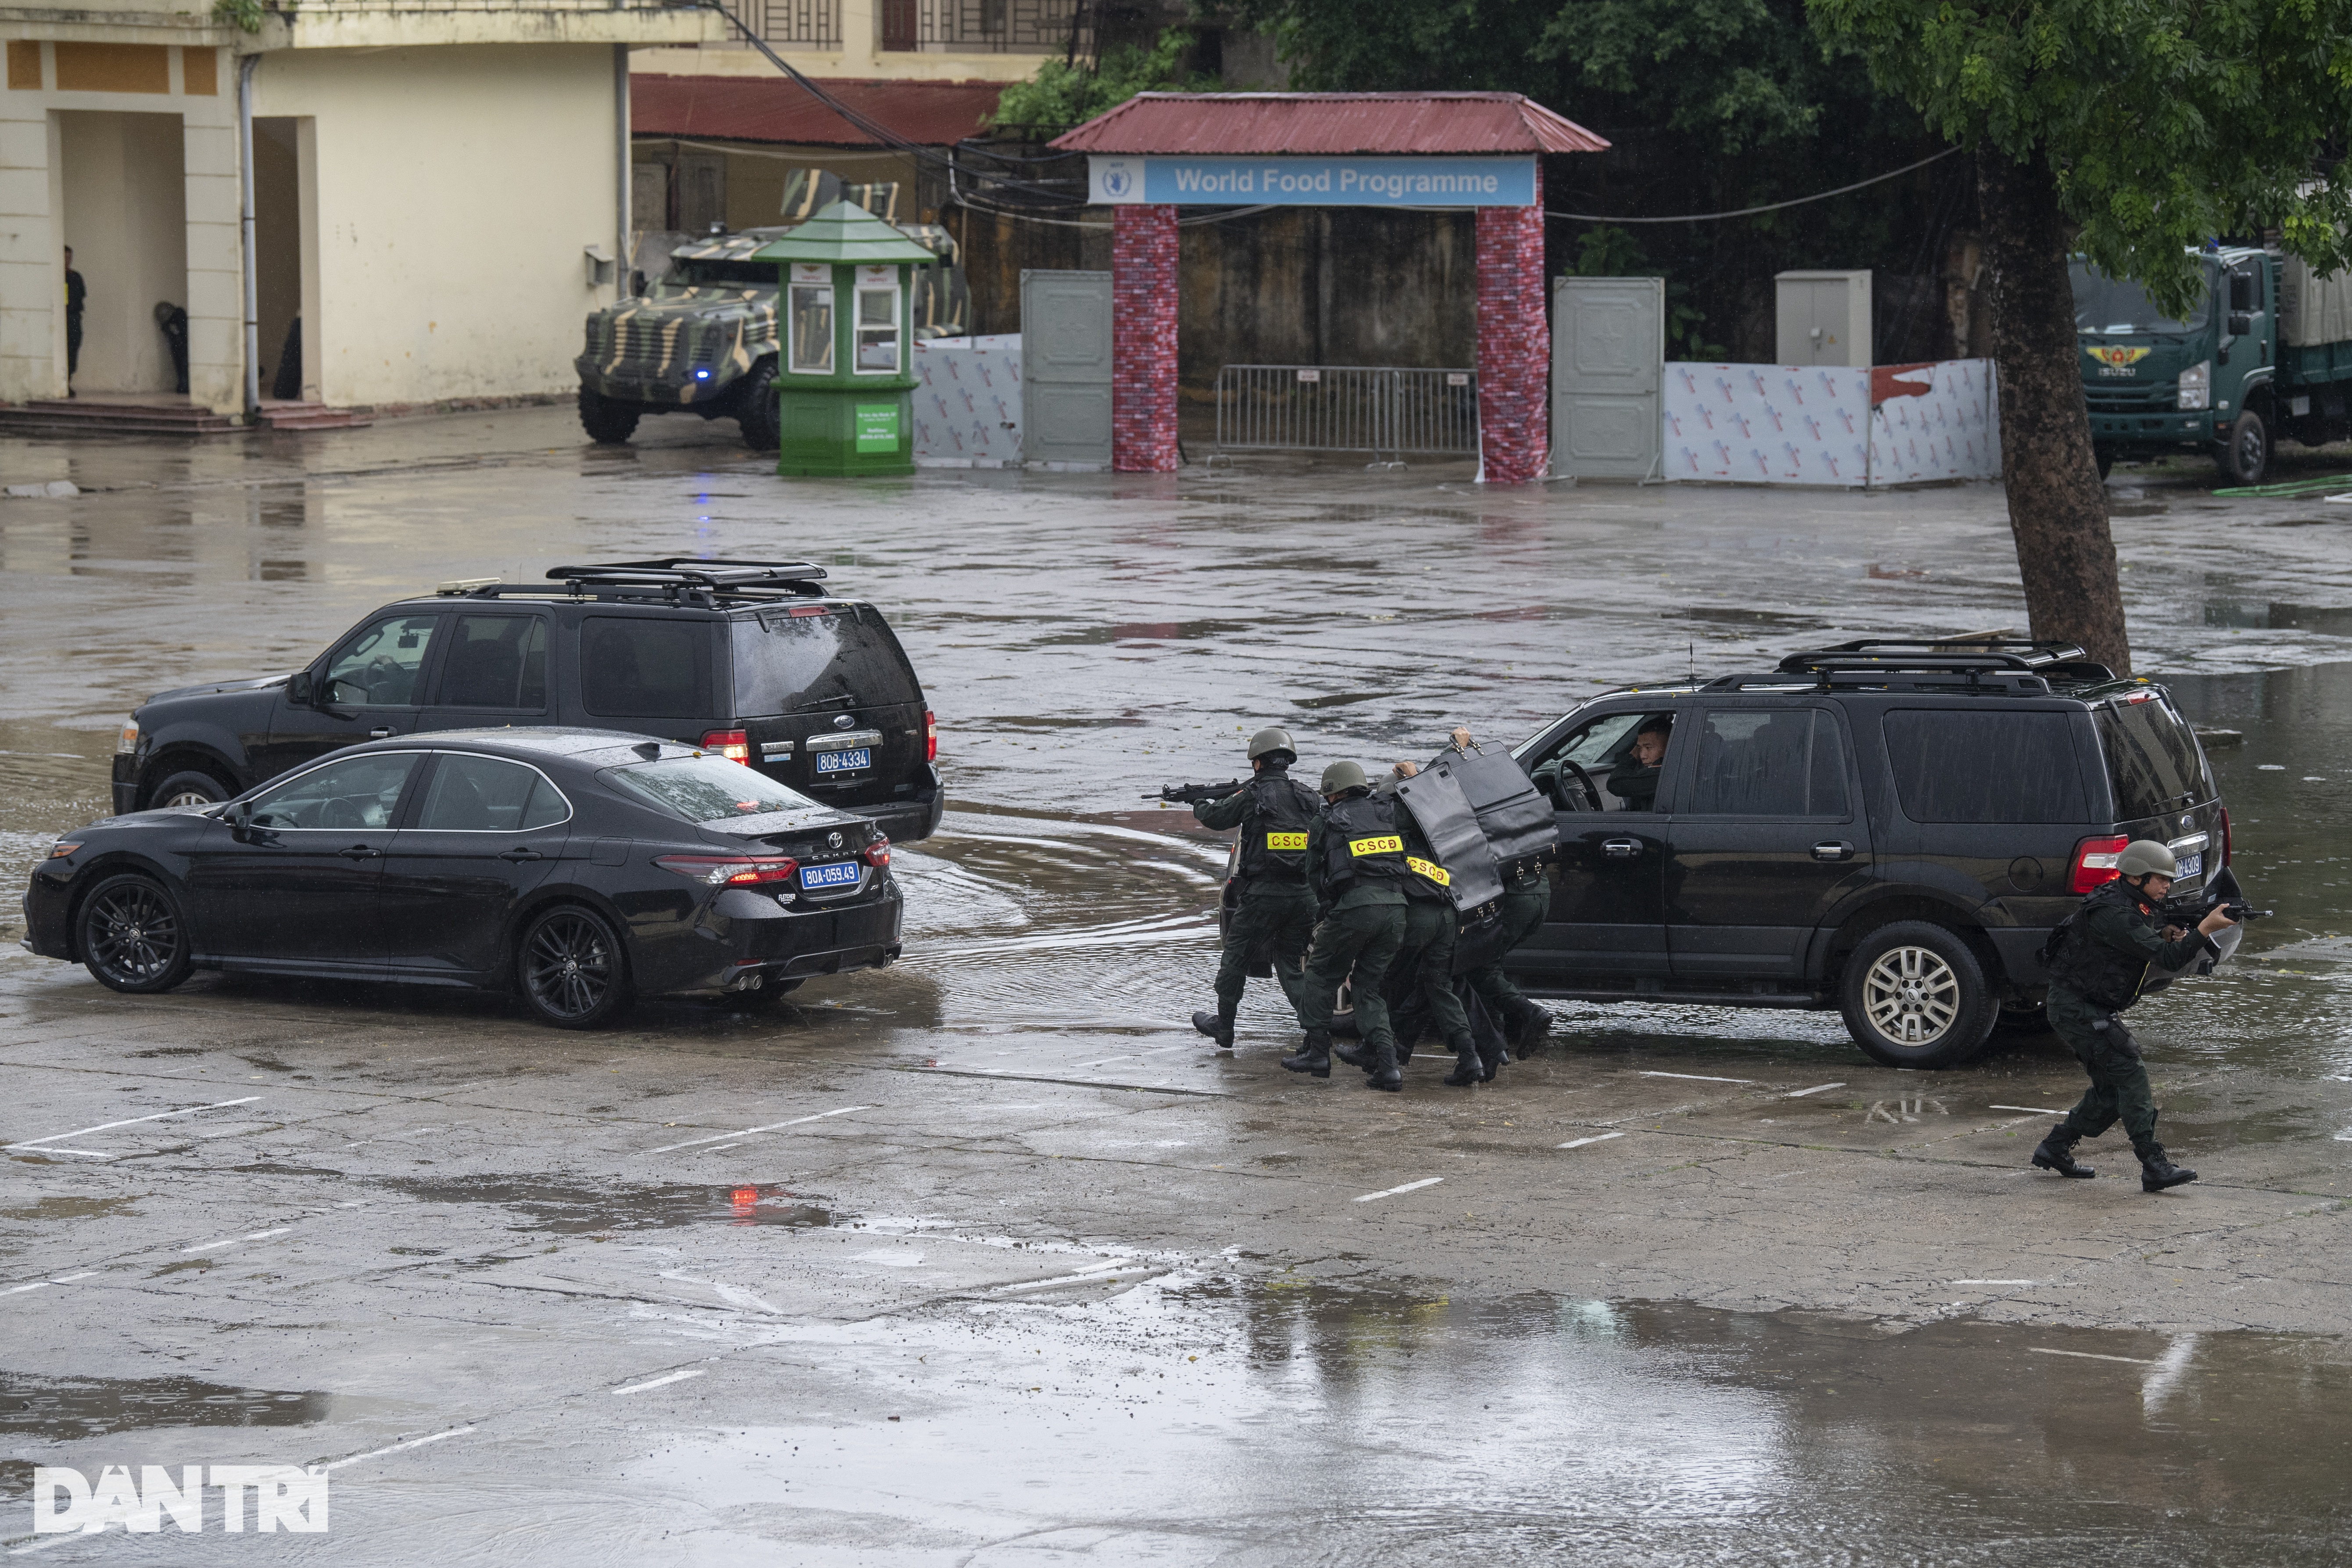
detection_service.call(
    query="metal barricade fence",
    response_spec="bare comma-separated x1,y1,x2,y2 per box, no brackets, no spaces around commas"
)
1212,365,1477,466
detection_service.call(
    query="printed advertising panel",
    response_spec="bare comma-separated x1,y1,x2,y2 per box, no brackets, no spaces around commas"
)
1659,358,2002,487
1866,359,2001,484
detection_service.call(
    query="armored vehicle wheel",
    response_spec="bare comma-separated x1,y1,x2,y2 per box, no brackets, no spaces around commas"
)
1838,920,1997,1069
735,359,780,452
579,387,642,445
2216,408,2269,486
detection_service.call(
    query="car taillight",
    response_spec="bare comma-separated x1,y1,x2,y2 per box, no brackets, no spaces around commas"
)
2219,807,2231,865
655,854,798,886
701,728,751,765
924,709,937,763
2070,835,2130,893
863,835,891,868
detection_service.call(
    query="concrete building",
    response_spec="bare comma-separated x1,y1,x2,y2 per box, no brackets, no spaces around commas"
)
2,0,718,420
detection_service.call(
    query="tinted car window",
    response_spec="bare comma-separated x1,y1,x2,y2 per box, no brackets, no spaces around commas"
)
2096,695,2212,819
582,618,708,720
247,754,417,830
438,616,548,710
1884,710,2089,823
1689,709,1847,816
604,755,825,825
733,608,921,716
323,614,437,707
417,755,568,832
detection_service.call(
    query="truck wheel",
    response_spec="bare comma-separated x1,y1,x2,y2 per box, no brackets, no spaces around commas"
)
735,359,780,452
578,387,642,445
1838,920,1998,1069
2216,409,2269,485
2095,450,2113,481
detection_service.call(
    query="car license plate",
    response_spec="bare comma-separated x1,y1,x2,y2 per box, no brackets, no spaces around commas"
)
2176,852,2202,879
800,861,860,891
815,747,871,775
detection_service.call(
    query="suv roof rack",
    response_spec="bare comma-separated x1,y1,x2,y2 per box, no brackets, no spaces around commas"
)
1769,639,2114,690
1704,670,2058,696
547,558,830,589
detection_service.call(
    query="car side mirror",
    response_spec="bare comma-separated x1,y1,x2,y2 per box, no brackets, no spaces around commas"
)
286,670,313,705
227,800,255,839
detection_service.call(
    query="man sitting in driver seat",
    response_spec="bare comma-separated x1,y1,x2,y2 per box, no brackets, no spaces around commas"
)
1605,716,1672,810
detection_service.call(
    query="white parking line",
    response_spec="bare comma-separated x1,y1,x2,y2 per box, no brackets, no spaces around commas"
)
1951,1278,2035,1285
1353,1177,1443,1203
997,1259,1135,1292
180,1227,290,1255
1637,1072,1753,1084
611,1368,707,1396
1991,1105,2065,1115
1556,1133,1625,1150
22,1147,115,1160
2029,1346,2155,1366
1785,1083,1846,1098
646,1105,873,1155
4,1095,262,1151
320,1424,478,1471
2,1282,50,1296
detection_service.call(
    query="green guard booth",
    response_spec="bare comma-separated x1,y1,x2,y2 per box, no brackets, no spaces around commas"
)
750,200,940,478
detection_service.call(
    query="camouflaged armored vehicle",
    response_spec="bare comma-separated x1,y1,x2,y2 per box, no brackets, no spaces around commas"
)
576,175,968,452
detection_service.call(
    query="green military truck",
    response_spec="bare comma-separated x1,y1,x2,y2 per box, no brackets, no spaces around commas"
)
2077,245,2352,485
576,175,968,452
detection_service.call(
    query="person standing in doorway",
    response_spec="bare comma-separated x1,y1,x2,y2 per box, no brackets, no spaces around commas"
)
64,248,86,397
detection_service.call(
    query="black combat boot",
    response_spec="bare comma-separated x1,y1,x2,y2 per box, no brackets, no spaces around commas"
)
1281,1032,1333,1078
1441,1036,1481,1087
1191,1010,1234,1050
1333,1040,1374,1069
1366,1040,1403,1092
2030,1126,2095,1179
2138,1145,2198,1192
1475,1029,1505,1083
1509,1001,1554,1056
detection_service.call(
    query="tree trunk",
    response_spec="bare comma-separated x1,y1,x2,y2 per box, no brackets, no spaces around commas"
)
1979,152,2132,676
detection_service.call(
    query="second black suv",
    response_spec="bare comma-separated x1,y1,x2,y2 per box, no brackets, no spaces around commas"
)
110,560,943,845
1501,640,2244,1068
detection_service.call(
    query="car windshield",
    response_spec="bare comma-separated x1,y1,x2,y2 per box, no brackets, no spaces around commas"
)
651,258,776,297
2096,693,2213,821
2071,259,2212,335
732,607,921,715
603,755,823,825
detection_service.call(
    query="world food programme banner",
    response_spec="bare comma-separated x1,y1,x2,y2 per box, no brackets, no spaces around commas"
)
1088,155,1536,208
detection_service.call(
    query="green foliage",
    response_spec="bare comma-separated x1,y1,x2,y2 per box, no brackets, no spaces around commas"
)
1809,0,2352,316
990,28,1222,132
1567,226,1725,357
212,0,265,32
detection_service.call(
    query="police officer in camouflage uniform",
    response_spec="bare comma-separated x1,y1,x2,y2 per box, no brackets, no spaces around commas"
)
2033,840,2239,1192
1285,761,1410,1089
1189,727,1322,1052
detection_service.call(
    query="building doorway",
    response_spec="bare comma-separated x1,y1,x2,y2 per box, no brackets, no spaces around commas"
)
252,116,312,400
57,109,187,396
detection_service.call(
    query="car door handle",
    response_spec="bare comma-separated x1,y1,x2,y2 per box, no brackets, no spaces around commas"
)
498,848,545,863
1811,841,1854,862
1601,838,1642,859
337,844,383,861
369,728,394,739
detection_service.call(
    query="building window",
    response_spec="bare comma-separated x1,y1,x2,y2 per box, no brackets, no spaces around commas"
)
789,266,835,375
854,272,900,374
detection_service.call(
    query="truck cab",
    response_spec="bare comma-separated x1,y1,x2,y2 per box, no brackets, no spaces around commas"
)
2079,244,2352,485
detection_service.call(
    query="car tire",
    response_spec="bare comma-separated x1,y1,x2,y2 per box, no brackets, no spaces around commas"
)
2216,408,2269,486
735,359,781,453
1838,920,1998,1069
579,387,642,445
516,904,634,1029
78,873,193,994
145,768,232,811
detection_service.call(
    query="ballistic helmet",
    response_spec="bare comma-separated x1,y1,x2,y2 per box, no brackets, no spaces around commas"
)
1248,726,1297,763
2117,840,2179,879
1320,760,1369,796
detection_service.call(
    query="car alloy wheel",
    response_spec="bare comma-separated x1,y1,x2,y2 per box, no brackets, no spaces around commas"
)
1861,944,1959,1045
160,785,217,808
80,876,190,992
520,908,627,1027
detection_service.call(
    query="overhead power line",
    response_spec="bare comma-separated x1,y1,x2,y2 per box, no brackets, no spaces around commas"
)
1547,146,1963,224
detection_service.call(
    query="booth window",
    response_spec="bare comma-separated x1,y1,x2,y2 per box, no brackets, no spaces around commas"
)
789,280,835,374
855,281,900,374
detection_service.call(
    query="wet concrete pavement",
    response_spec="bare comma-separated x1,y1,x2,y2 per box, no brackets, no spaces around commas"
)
4,413,2352,1559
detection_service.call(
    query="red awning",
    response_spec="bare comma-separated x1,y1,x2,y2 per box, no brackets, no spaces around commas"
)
631,74,1004,148
1050,92,1607,156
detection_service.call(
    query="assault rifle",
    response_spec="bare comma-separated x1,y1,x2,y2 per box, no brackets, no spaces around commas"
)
1151,779,1245,806
2158,892,2272,926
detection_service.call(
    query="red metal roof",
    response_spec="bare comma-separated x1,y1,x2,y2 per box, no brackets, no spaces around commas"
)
631,75,1003,148
1050,92,1608,156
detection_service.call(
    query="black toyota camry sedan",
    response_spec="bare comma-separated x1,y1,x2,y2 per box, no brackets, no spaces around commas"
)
19,728,903,1028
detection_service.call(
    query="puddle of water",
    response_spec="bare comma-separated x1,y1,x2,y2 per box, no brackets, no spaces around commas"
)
373,1177,834,1234
0,1374,334,1444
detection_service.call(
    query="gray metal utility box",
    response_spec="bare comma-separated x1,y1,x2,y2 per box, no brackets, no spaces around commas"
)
1775,270,1872,367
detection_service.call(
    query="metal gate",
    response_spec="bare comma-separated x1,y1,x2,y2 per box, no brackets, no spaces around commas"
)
1213,365,1477,465
1020,269,1112,470
1552,277,1663,481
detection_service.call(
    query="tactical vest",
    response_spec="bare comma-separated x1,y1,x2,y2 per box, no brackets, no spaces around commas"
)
1236,771,1319,882
1321,791,1407,890
1400,829,1452,903
2047,879,2156,1011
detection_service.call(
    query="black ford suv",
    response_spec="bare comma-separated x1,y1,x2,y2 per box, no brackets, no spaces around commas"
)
110,560,943,845
1502,640,2240,1068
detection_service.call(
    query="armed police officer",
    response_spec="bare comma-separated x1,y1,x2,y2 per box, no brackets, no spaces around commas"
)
1187,727,1322,1052
1441,728,1560,1057
1286,761,1410,1089
2033,840,2239,1192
